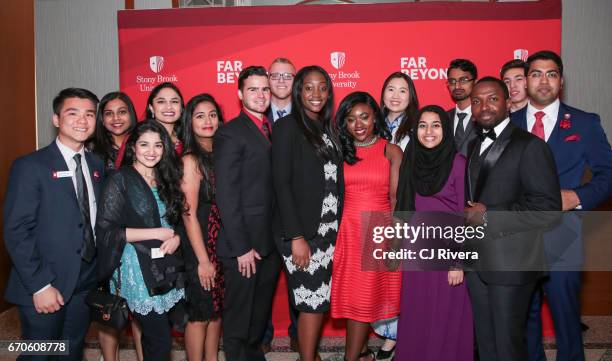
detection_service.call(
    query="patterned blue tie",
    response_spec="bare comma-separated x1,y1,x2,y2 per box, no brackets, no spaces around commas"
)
277,109,286,121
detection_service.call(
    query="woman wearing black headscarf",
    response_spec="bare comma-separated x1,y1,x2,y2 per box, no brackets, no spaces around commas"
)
394,105,473,361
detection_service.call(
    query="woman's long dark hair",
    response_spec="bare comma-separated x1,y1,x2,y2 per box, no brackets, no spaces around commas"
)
182,93,225,198
335,91,391,165
145,82,185,143
290,65,341,161
91,92,137,165
380,72,420,144
123,119,185,225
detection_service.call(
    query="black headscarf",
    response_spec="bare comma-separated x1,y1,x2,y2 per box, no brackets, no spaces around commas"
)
395,105,457,212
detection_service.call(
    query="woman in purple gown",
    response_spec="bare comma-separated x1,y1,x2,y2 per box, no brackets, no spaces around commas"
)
394,105,473,361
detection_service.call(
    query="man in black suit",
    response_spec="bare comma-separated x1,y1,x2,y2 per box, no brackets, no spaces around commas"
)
214,66,281,361
4,88,104,361
261,57,300,354
446,58,479,156
465,77,561,361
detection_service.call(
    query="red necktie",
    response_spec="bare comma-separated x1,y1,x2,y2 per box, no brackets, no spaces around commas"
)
531,111,546,140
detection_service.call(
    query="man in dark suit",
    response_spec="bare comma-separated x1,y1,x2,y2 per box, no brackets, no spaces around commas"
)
261,57,300,354
465,77,561,361
511,50,612,361
446,58,479,156
214,66,281,361
4,88,104,361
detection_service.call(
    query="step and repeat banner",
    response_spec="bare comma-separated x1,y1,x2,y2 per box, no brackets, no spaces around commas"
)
118,0,561,336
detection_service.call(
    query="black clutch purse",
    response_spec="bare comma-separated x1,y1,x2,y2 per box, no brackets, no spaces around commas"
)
86,267,129,331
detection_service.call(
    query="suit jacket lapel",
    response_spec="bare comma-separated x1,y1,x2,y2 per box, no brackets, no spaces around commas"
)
48,142,80,205
85,151,103,199
546,103,566,150
241,112,271,149
474,123,515,201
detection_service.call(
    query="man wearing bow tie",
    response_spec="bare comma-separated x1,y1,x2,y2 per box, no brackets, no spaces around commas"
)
266,57,295,123
4,88,104,361
511,50,612,361
446,58,479,156
465,77,561,361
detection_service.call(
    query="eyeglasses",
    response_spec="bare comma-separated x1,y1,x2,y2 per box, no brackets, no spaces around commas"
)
269,72,295,81
447,77,474,86
528,70,560,80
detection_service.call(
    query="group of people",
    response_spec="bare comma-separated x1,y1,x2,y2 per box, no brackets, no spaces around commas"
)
3,50,611,361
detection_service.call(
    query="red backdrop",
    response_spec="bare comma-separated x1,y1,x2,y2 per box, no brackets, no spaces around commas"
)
118,0,561,336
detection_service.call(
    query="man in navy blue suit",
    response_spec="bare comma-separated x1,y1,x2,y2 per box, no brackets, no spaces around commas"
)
511,50,612,361
4,88,104,361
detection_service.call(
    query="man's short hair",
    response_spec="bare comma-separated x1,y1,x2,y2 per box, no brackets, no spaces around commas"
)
475,76,510,100
238,66,268,90
526,50,563,76
500,59,527,78
269,57,295,70
52,88,99,115
448,58,478,79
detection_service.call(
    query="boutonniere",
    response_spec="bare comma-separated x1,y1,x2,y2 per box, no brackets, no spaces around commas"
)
564,134,581,142
93,171,101,181
560,113,572,129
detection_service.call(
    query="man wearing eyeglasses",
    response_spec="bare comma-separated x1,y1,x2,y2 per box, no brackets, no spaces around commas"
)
511,50,612,361
266,57,296,123
501,59,529,113
446,58,478,156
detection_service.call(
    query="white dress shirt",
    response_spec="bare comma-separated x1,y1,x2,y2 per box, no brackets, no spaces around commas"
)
480,117,510,155
270,102,292,123
526,99,560,142
453,104,472,135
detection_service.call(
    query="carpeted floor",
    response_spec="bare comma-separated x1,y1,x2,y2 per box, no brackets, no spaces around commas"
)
1,307,611,361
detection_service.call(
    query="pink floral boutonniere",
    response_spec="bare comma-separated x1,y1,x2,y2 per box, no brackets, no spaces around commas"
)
93,171,101,182
560,113,572,129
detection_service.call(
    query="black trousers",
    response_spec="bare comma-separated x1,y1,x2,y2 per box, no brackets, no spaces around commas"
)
466,272,536,361
221,251,281,361
132,311,172,361
17,260,96,361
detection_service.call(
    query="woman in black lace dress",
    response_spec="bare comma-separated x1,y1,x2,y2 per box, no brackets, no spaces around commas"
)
179,93,225,361
272,65,344,361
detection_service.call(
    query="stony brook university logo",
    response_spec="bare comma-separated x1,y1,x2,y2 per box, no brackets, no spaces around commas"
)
514,49,529,61
149,56,165,74
330,51,346,70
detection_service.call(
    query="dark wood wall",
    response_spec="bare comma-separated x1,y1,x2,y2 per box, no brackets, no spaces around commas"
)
0,1,36,312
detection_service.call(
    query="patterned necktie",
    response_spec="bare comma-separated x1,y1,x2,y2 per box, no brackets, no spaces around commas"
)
531,111,546,140
74,154,96,262
454,112,467,145
276,109,286,121
262,119,272,141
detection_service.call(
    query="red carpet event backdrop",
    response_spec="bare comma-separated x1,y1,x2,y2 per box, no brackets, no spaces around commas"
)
118,0,561,336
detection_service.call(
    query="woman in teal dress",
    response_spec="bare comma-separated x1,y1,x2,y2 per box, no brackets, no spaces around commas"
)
97,120,186,361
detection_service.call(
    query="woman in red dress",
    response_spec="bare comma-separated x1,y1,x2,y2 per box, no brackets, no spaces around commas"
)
331,92,403,361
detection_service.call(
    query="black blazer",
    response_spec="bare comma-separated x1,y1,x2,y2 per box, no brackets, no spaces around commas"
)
271,115,344,247
4,142,104,305
214,111,276,258
467,122,562,285
96,167,184,296
448,108,477,157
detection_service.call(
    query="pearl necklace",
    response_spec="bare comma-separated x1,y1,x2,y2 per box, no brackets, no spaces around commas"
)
354,135,378,147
